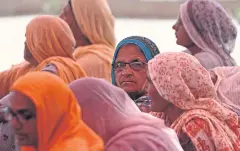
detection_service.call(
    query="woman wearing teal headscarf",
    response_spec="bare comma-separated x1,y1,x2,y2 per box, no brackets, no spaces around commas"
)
111,36,160,113
111,36,159,84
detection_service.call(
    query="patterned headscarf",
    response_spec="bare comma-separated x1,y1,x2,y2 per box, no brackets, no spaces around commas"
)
210,66,240,110
180,0,237,66
111,36,160,84
148,52,240,151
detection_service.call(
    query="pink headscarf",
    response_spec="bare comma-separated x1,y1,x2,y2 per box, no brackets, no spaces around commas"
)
69,77,183,151
148,52,240,151
210,66,240,110
180,0,237,66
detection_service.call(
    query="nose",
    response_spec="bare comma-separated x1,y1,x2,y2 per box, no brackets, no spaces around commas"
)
172,23,177,30
121,64,133,76
10,117,22,131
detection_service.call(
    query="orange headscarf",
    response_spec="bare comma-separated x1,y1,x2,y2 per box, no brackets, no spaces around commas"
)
25,15,75,63
11,72,103,151
35,56,86,83
0,15,86,98
26,15,87,83
73,45,113,82
0,62,34,99
71,0,115,82
71,0,115,48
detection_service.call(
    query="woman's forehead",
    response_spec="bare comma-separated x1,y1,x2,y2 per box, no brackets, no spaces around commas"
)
8,91,35,112
116,44,146,62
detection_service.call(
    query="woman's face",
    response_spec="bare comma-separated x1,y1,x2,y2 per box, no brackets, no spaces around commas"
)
24,41,38,66
8,91,38,147
172,16,193,48
145,71,169,112
114,44,147,97
59,1,90,47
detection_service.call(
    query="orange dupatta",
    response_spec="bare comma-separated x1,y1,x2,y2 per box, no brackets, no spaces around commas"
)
11,72,103,151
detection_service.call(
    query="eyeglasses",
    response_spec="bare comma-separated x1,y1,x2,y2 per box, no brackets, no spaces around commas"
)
1,107,35,124
113,61,147,71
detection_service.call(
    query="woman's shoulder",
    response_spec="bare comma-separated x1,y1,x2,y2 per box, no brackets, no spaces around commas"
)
181,118,215,151
106,125,183,151
36,56,78,74
106,120,183,151
41,63,58,75
194,51,224,70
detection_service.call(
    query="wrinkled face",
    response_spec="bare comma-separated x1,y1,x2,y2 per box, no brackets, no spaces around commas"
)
114,44,147,98
7,91,38,147
172,16,193,48
145,71,169,112
59,1,90,47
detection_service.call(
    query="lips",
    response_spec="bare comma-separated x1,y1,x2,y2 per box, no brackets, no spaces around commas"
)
120,81,136,86
15,133,27,138
121,80,135,84
16,134,28,143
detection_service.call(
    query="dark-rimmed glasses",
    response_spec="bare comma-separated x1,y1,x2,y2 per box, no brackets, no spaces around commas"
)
1,107,35,124
113,61,147,71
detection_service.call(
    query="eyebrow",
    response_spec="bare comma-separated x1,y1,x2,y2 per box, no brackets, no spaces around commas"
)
131,59,141,62
115,58,145,63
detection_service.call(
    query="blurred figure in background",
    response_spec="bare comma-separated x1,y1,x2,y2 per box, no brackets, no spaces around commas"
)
0,15,86,100
173,0,237,69
210,66,240,112
60,0,115,82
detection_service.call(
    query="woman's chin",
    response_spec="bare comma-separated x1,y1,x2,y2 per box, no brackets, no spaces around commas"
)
150,105,163,112
176,40,184,47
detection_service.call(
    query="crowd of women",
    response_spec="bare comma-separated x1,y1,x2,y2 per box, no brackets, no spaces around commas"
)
0,0,239,150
